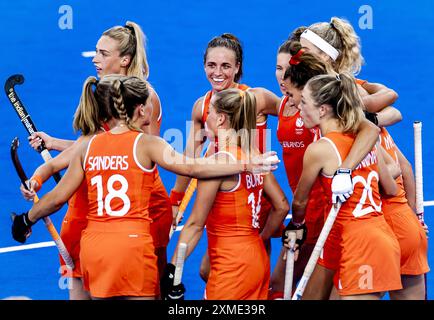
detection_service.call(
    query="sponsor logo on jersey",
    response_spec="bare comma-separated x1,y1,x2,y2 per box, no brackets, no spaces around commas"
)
281,141,305,148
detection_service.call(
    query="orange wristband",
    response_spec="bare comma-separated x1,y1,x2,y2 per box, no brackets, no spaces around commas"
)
169,189,185,206
30,175,43,192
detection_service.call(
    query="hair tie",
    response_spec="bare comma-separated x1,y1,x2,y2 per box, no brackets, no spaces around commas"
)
239,90,245,98
289,49,304,65
124,25,135,37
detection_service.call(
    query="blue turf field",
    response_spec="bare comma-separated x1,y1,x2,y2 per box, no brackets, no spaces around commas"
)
0,0,433,299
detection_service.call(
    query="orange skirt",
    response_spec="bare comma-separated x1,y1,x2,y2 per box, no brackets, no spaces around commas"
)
337,216,402,296
383,202,429,275
80,220,158,298
205,235,270,300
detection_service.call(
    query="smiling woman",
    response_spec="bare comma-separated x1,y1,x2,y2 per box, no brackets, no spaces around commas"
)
169,33,282,286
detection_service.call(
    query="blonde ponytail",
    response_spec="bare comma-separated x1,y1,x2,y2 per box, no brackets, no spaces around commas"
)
73,76,103,135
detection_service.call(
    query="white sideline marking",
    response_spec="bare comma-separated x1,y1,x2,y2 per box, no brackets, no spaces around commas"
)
81,51,96,58
2,211,396,254
425,201,434,207
1,224,187,254
0,241,55,253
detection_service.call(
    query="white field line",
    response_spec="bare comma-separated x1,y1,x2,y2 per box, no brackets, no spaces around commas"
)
6,206,434,254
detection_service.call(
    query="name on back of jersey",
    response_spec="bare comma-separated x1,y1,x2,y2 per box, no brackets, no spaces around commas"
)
246,173,264,189
87,155,129,171
355,150,377,170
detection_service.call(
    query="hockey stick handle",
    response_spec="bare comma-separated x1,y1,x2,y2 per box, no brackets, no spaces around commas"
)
413,121,424,223
39,149,61,183
283,234,297,300
173,242,188,286
5,74,61,183
169,178,198,240
292,202,341,300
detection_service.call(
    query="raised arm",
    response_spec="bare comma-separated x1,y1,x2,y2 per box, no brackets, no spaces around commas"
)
360,81,399,113
28,131,75,152
376,106,402,127
250,87,280,117
340,119,380,170
20,136,88,200
144,136,277,179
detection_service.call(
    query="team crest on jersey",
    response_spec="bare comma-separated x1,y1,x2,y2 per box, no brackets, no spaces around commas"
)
295,117,304,135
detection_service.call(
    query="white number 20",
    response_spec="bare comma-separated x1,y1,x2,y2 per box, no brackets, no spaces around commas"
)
352,171,381,217
90,174,131,217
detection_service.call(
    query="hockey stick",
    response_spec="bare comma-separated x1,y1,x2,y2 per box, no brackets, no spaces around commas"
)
10,137,74,270
414,121,425,225
173,242,188,286
169,179,197,239
292,202,341,300
413,121,427,300
5,74,61,183
283,233,297,300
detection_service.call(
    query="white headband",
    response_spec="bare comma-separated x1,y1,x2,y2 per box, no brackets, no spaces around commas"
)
300,29,339,61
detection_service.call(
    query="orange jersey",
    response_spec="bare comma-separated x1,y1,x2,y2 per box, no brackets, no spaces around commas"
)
205,148,270,300
59,179,88,278
379,128,429,275
81,130,158,298
84,131,155,223
318,132,401,295
320,133,383,223
277,96,325,243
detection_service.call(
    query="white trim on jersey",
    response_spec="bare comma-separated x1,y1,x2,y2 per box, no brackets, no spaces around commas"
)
201,91,211,120
133,133,156,173
83,134,97,170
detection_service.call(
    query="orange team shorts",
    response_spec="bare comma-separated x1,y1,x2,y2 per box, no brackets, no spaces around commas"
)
335,216,402,296
149,173,172,249
258,193,285,238
80,220,159,298
205,235,270,300
59,210,88,278
383,202,429,275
